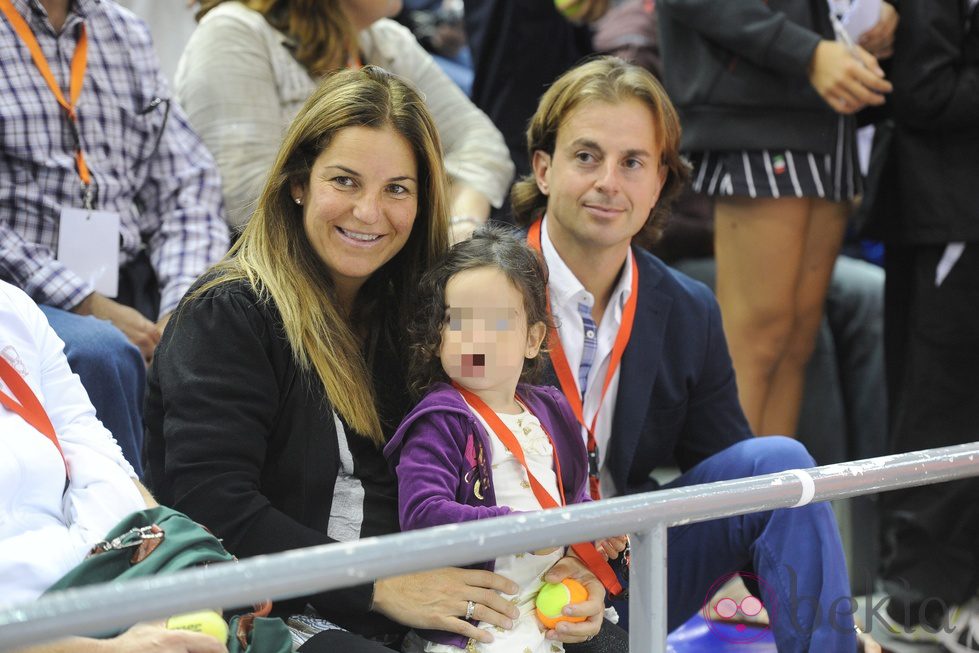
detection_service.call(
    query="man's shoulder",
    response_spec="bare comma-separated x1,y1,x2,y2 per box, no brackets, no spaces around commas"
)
632,247,717,312
89,0,153,47
78,1,163,80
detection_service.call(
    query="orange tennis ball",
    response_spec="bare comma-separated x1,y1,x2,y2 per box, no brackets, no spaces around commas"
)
535,579,588,629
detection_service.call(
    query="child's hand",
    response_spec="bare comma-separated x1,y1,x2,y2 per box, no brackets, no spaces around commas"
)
595,535,628,561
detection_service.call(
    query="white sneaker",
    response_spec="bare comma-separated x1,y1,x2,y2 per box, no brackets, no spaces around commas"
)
939,599,979,652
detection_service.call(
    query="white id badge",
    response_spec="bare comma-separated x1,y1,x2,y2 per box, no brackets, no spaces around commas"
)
56,207,121,297
832,0,881,40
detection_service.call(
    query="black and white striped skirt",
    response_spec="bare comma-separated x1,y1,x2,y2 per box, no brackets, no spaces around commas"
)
687,115,862,202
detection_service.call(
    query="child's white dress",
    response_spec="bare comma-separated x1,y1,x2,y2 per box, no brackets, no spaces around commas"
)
403,405,566,653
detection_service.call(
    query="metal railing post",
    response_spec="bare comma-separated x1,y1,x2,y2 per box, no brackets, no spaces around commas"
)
630,521,669,653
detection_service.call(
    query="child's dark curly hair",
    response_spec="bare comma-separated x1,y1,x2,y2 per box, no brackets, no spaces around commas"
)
407,224,556,399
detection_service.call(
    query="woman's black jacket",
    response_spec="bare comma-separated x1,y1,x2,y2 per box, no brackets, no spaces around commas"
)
144,277,408,638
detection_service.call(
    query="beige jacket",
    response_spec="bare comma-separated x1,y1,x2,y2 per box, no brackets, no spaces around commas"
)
175,2,514,227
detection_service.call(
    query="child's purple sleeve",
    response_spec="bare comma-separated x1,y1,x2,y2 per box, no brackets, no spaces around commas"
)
550,387,593,506
396,412,512,531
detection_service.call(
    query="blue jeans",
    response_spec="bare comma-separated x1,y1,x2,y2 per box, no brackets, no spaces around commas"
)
41,305,146,474
615,437,857,653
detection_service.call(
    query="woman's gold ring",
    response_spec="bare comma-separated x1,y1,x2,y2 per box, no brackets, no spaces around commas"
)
465,600,477,621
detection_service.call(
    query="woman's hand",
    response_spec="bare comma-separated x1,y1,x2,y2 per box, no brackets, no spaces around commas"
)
73,292,161,365
448,217,482,245
105,623,228,653
448,181,491,244
808,41,892,115
542,556,606,644
596,535,629,561
858,2,899,60
371,568,520,645
12,625,227,653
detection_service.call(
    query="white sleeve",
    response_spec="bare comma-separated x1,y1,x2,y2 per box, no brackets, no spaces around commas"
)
364,21,515,208
0,283,145,604
31,296,146,539
174,7,285,228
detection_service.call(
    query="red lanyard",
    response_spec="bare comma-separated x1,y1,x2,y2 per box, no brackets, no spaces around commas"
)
455,383,569,508
527,219,639,499
0,0,93,208
454,383,623,596
0,354,69,477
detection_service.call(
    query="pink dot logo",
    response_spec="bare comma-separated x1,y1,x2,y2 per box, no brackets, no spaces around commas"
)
714,595,765,621
701,572,776,644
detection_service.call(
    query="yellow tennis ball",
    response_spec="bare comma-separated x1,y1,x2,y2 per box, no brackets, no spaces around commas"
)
165,609,229,642
536,579,588,629
554,0,588,21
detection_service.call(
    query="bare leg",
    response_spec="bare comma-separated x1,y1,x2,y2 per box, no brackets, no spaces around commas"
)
714,197,812,433
759,199,848,435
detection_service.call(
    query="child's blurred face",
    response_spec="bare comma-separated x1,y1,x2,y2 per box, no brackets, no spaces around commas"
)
440,267,546,396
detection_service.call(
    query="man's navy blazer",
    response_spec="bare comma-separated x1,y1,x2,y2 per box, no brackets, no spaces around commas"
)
544,246,753,496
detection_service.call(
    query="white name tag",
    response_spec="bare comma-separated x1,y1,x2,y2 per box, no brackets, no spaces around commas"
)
56,207,121,297
831,0,881,40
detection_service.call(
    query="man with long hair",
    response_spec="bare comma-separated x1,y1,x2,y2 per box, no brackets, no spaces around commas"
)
513,57,872,652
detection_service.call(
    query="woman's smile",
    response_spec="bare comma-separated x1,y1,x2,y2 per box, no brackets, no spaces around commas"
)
293,125,418,299
336,226,384,245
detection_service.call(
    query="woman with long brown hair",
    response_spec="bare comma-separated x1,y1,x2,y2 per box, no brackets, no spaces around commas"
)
143,66,604,653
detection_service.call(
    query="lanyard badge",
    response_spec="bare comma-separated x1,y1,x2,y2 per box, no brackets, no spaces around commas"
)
527,219,639,500
1,2,123,295
454,383,623,596
0,0,93,208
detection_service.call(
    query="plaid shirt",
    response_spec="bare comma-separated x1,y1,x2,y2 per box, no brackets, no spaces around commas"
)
0,0,228,317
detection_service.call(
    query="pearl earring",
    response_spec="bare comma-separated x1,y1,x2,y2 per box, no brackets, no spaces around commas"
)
294,197,302,205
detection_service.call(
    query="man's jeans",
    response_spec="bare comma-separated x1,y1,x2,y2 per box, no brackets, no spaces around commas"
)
41,305,146,473
613,437,857,653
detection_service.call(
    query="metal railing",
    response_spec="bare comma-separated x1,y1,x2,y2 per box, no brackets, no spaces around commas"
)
2,442,979,652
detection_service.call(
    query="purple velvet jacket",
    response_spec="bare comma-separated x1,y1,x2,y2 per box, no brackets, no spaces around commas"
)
383,382,590,648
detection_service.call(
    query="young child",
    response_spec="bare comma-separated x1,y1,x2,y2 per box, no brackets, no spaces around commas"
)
384,226,626,653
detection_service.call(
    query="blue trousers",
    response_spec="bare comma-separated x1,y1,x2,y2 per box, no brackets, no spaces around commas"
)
615,437,857,653
41,305,146,473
